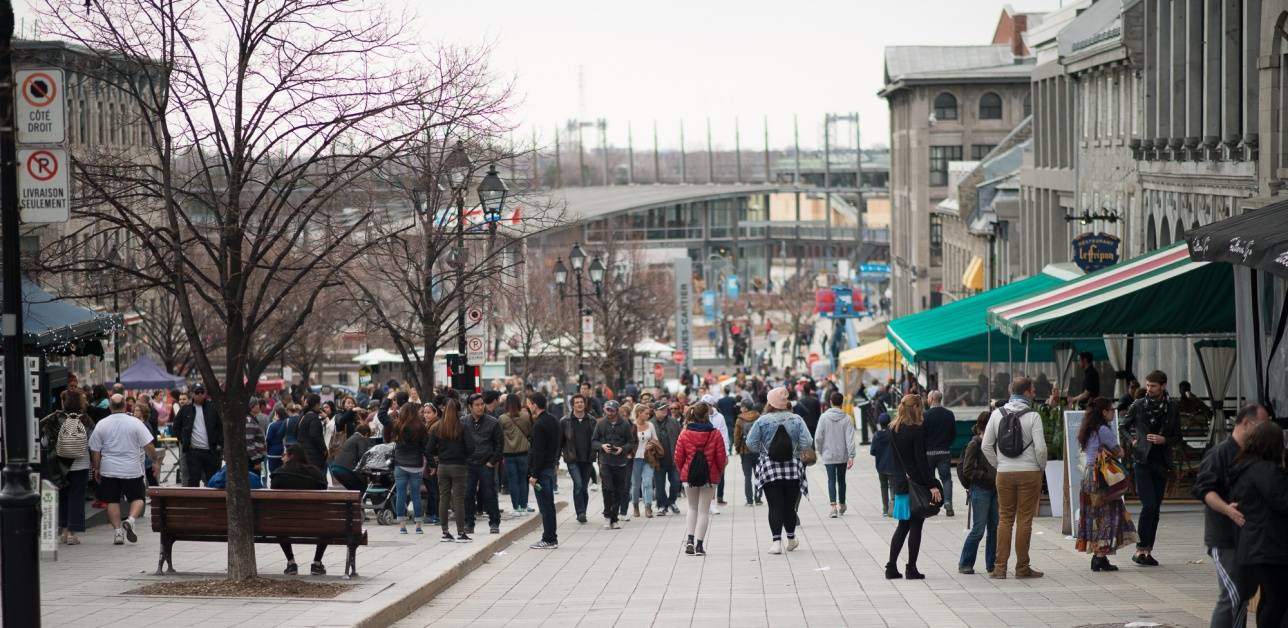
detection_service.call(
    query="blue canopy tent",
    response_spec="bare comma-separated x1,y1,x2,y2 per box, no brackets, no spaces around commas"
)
15,276,121,356
119,355,185,390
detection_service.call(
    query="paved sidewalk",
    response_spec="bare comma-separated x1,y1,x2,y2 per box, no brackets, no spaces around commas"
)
396,450,1217,628
37,494,552,627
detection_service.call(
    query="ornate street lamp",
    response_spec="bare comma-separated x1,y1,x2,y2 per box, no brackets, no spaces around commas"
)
443,140,472,191
477,163,508,225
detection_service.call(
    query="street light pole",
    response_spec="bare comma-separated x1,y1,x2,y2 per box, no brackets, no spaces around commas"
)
555,244,602,386
0,1,42,624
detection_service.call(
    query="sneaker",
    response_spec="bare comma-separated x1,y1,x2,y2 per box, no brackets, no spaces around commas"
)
415,525,424,535
284,562,298,575
465,526,475,535
945,506,955,517
768,540,783,555
685,542,695,555
489,526,500,534
427,516,440,525
1135,554,1160,567
529,541,558,550
622,512,631,522
65,533,81,546
958,566,975,575
694,541,706,556
577,515,588,524
745,501,754,507
656,508,668,517
670,505,680,515
310,562,326,576
440,532,455,542
122,520,137,543
456,534,473,543
400,526,408,535
717,500,728,506
829,505,838,518
839,504,847,516
786,537,799,552
113,529,125,545
754,499,762,506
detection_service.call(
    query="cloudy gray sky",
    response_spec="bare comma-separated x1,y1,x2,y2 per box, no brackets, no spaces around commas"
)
16,0,1061,150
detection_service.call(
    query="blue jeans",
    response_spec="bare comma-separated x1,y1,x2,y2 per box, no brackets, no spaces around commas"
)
928,453,953,508
535,466,558,544
567,461,594,517
393,466,423,522
631,459,655,505
654,460,681,509
1135,462,1167,550
959,487,998,571
824,463,848,504
58,468,89,532
741,453,759,503
504,454,530,511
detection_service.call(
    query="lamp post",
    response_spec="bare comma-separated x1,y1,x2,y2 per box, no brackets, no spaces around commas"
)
443,141,473,360
554,243,604,384
0,1,42,624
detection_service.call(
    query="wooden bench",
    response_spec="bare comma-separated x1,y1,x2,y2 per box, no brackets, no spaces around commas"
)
148,487,368,578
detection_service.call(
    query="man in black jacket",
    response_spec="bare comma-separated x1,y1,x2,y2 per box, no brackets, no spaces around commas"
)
525,392,560,549
272,445,330,575
923,390,957,516
561,395,597,523
591,405,636,529
651,402,683,516
1193,403,1267,628
1121,370,1182,566
174,385,222,487
464,393,503,534
794,380,821,435
296,394,328,469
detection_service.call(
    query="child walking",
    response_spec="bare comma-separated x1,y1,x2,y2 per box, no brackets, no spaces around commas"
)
869,413,895,516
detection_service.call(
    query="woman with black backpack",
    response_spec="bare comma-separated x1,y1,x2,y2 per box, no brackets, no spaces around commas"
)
673,403,728,556
744,387,813,556
886,393,943,579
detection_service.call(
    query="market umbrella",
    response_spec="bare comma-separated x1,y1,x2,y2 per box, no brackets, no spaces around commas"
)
118,355,186,390
1186,198,1288,276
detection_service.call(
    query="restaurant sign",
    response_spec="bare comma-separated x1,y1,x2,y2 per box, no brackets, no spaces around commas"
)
1072,232,1121,272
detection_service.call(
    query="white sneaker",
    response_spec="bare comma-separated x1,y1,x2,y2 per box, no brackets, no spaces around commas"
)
622,513,631,521
113,529,125,545
768,540,783,555
786,537,799,552
710,505,721,515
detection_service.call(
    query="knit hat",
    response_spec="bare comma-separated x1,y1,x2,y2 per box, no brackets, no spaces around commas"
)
877,412,892,425
766,387,790,410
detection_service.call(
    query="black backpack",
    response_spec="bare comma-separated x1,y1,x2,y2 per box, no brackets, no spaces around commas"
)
283,415,301,446
687,450,710,487
767,424,793,463
996,408,1032,458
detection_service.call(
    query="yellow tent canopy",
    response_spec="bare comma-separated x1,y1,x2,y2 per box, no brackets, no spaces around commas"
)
962,256,985,292
838,338,901,370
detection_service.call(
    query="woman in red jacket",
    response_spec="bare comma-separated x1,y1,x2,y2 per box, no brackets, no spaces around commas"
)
674,403,729,557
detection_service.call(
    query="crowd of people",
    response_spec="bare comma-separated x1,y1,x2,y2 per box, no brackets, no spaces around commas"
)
35,363,1288,628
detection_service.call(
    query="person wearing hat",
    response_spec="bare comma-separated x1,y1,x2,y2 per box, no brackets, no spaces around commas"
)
591,396,636,529
744,387,813,555
651,401,683,516
603,400,631,521
174,384,222,487
869,412,896,516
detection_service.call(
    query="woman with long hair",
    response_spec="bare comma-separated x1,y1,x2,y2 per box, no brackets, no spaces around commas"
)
1230,421,1288,628
420,402,441,525
499,393,534,515
54,388,94,545
391,401,428,534
958,410,998,574
1075,397,1137,571
673,401,728,556
428,398,476,542
630,404,658,519
886,393,942,579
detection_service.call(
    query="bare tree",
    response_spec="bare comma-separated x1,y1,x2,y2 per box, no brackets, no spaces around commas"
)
36,0,498,580
502,251,563,384
763,273,816,370
579,240,674,389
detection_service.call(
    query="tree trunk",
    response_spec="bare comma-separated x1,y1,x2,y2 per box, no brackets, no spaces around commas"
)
218,377,257,580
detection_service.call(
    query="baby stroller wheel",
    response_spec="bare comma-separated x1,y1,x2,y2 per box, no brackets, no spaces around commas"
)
377,508,396,526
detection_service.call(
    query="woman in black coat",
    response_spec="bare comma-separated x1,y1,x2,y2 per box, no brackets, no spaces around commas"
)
886,393,943,580
1229,421,1288,628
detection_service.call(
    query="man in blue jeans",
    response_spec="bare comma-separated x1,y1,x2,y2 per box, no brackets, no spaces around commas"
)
1122,370,1181,567
922,390,957,517
464,394,503,535
652,401,683,515
560,395,597,524
525,393,561,549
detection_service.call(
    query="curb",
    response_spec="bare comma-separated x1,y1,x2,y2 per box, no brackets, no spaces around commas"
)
355,501,566,628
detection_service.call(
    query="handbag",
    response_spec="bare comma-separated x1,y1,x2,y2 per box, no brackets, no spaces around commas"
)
1096,450,1130,502
891,434,940,518
800,447,818,467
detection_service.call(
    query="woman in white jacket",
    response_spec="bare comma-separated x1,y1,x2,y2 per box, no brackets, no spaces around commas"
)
813,392,857,518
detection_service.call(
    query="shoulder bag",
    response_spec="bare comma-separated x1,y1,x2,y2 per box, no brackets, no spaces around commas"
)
891,433,941,519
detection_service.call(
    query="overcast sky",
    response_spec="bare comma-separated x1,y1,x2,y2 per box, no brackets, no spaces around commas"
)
16,0,1060,151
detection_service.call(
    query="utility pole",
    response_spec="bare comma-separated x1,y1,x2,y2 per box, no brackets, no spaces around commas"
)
627,121,634,185
824,114,833,265
679,120,687,184
793,114,801,278
652,121,660,184
762,115,770,183
734,117,742,184
598,118,608,185
553,125,561,188
706,117,713,184
576,122,586,186
0,2,42,624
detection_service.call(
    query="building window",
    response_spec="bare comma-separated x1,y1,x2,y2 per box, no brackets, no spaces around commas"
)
933,93,958,121
1023,90,1032,118
971,144,996,161
979,92,1003,120
929,145,962,186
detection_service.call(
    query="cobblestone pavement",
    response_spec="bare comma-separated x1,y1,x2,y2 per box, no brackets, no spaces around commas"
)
396,450,1217,628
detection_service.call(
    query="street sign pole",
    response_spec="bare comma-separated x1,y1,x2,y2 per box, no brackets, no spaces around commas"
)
0,2,42,625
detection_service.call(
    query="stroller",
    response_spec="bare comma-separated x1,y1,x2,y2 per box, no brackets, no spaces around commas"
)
356,443,398,525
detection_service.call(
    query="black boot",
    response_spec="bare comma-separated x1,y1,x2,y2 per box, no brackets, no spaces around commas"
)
1095,556,1118,571
905,564,925,580
884,562,903,579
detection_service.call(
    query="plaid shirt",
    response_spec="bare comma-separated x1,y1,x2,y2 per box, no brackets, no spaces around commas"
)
245,416,266,462
753,452,808,498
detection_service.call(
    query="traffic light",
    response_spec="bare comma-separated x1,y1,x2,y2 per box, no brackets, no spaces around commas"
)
447,354,474,392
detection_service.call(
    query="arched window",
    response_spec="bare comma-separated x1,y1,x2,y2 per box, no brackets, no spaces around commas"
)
979,92,1003,120
1146,215,1157,250
1175,220,1185,243
1023,90,1032,118
1161,216,1171,245
933,93,958,121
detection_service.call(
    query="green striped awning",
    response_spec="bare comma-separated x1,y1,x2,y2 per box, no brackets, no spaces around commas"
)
988,241,1235,340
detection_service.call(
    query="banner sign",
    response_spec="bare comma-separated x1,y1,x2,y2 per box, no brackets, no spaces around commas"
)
1072,232,1121,272
673,257,693,373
